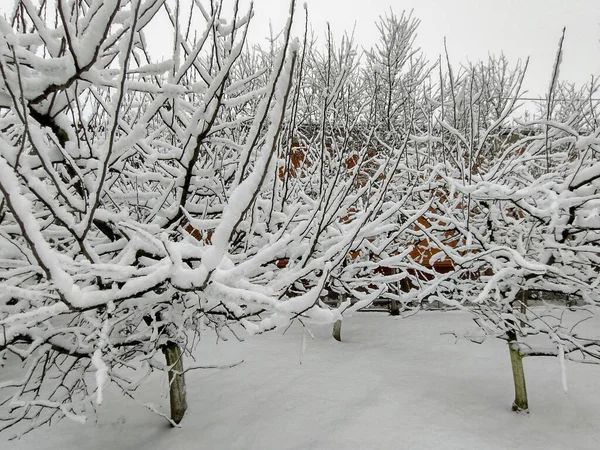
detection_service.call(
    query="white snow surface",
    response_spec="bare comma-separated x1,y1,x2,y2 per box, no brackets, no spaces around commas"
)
5,312,600,450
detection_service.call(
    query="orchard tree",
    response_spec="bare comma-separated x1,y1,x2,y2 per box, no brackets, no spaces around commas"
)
0,0,309,431
0,0,326,434
0,0,434,435
270,19,432,337
425,51,600,412
364,9,427,133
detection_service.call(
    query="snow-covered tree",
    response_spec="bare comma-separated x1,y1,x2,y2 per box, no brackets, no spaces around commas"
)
364,9,427,133
0,0,437,434
425,56,600,411
0,0,322,433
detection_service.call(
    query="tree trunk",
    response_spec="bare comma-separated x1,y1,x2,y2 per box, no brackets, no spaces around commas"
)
162,341,187,424
332,295,342,341
507,330,528,412
390,268,405,316
389,299,400,316
332,319,342,341
518,289,528,328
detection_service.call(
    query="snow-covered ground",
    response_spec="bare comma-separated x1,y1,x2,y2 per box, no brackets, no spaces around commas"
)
5,311,600,449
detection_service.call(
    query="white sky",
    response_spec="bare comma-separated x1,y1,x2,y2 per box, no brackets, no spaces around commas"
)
242,0,600,98
2,0,599,98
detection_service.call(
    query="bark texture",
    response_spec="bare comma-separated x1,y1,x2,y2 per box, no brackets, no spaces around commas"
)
507,331,528,413
162,341,187,424
332,319,342,341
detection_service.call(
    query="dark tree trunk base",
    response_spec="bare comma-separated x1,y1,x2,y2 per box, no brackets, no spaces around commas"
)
162,341,187,425
508,332,529,413
390,299,400,316
332,319,342,341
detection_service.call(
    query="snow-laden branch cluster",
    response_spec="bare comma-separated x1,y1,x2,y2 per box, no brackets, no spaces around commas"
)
413,53,600,373
2,0,599,433
0,0,433,434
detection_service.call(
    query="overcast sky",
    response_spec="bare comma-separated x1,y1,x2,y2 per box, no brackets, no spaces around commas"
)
2,0,599,98
242,0,600,98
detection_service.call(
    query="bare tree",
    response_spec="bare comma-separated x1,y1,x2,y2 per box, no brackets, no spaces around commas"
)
0,0,328,434
364,9,426,133
0,0,436,435
426,62,600,412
